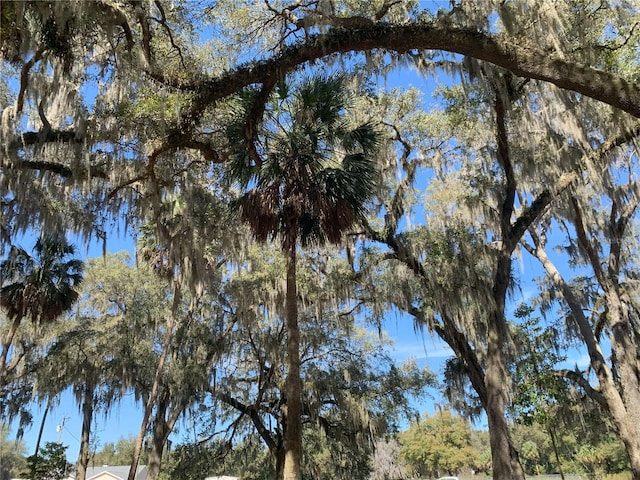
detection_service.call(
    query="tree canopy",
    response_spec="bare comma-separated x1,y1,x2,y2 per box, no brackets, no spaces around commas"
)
2,2,640,480
2,0,639,248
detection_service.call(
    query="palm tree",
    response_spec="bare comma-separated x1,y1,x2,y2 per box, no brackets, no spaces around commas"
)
0,235,84,386
226,74,382,480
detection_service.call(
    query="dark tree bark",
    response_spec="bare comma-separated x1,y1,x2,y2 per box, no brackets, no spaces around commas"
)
178,24,640,120
75,382,95,480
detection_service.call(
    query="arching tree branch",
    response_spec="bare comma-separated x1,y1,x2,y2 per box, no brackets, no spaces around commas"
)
176,23,640,124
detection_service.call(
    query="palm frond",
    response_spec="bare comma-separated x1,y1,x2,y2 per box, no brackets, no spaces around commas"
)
341,122,383,154
225,74,383,248
240,186,281,243
0,235,84,324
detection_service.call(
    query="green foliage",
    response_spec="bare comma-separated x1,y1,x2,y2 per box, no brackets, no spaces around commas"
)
398,410,478,478
48,252,171,408
470,430,492,475
159,442,224,480
90,436,149,468
510,417,630,476
571,433,629,476
72,251,224,475
302,426,372,480
520,440,541,475
26,442,71,480
161,438,272,480
0,235,84,325
510,305,568,425
0,424,27,480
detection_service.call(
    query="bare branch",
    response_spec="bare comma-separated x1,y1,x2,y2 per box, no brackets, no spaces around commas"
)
554,368,608,409
374,1,404,22
16,49,44,115
4,157,108,180
150,0,187,69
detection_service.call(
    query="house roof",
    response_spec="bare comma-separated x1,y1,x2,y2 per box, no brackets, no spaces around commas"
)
85,465,148,480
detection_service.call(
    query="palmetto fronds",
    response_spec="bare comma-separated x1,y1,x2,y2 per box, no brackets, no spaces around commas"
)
1,235,84,385
1,235,84,325
226,74,382,249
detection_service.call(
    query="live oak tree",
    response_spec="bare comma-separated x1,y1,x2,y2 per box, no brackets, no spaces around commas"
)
127,179,236,480
522,137,640,476
26,250,186,480
68,251,228,480
55,252,168,480
38,320,107,480
398,410,478,478
349,32,639,474
357,75,533,480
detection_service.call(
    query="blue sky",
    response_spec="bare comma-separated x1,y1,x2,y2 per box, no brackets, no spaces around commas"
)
2,15,596,462
8,203,591,461
7,213,462,460
16,343,457,463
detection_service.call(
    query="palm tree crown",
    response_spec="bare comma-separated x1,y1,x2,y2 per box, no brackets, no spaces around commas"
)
1,234,84,386
1,235,84,324
226,74,381,249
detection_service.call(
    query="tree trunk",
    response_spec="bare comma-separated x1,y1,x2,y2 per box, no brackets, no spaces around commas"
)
76,383,95,480
282,241,302,480
150,390,183,480
547,423,565,480
438,319,524,480
34,402,49,457
484,315,525,480
0,316,21,386
275,443,285,480
127,280,180,480
146,415,169,480
391,243,525,480
485,325,517,480
606,295,640,480
128,354,164,480
486,90,526,480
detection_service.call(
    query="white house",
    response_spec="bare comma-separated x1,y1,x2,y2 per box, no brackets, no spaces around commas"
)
68,465,148,480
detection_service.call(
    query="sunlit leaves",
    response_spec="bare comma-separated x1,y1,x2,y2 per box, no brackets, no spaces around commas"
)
399,410,478,478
